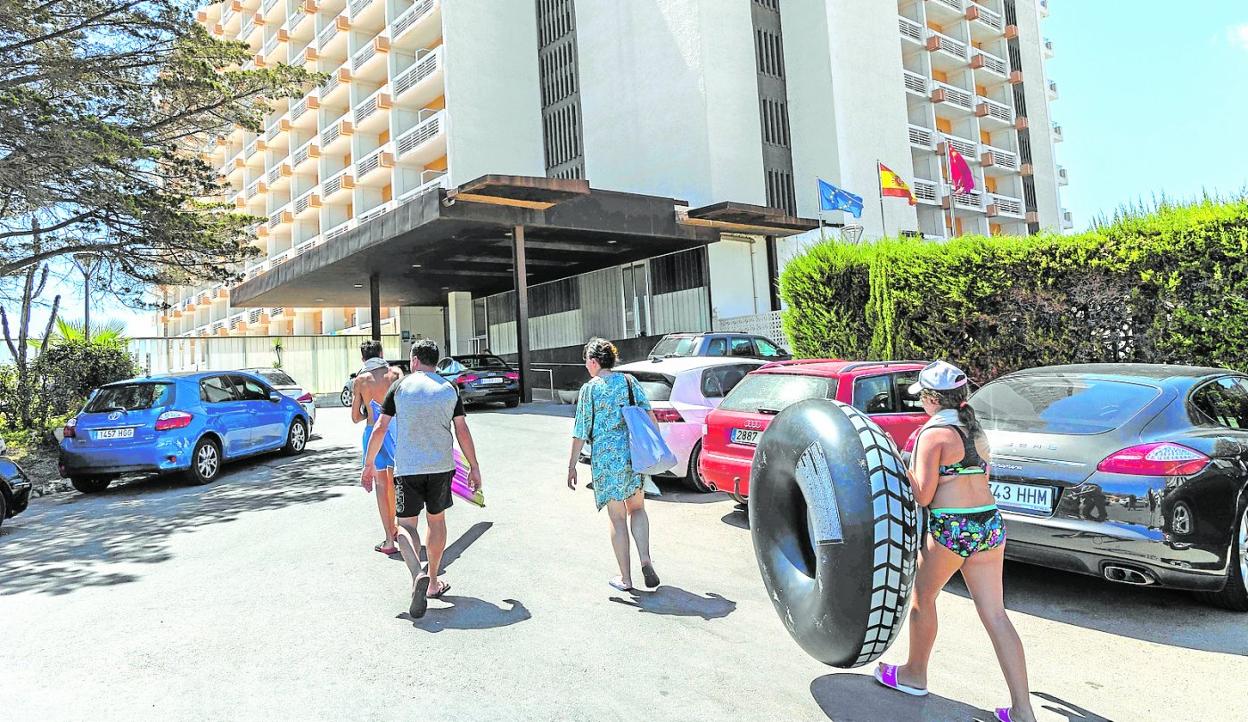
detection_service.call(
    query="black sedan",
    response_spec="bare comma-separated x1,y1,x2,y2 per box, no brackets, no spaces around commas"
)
0,437,33,530
970,364,1248,610
437,354,520,408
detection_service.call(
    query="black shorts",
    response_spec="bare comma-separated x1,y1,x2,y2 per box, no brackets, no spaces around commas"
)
395,470,455,517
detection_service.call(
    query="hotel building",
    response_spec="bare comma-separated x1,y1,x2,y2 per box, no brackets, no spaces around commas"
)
160,0,1067,394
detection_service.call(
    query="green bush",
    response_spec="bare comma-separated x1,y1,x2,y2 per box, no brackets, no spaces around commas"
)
33,339,140,420
779,199,1248,381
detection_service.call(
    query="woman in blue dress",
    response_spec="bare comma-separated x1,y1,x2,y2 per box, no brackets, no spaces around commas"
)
567,338,662,592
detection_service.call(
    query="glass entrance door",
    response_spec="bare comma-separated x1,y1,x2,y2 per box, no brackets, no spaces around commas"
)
622,263,650,338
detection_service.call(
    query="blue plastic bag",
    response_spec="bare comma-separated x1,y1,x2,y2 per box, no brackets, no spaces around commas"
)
621,377,677,476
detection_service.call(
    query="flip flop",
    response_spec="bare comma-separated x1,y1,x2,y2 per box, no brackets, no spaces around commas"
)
428,580,451,599
608,577,633,592
873,663,928,697
994,708,1014,722
641,563,660,589
375,542,398,555
409,575,430,618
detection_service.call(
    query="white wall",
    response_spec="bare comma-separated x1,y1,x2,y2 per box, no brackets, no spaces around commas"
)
707,236,769,320
819,0,920,239
576,0,764,206
441,1,546,184
780,0,840,221
445,291,474,355
399,306,445,356
1015,0,1063,231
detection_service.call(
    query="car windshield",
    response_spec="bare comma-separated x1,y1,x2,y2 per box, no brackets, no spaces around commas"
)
453,355,510,371
252,369,297,386
85,383,173,412
718,373,837,414
650,336,697,358
623,372,674,402
972,376,1161,435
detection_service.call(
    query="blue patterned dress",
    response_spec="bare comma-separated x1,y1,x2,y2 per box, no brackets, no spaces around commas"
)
573,372,651,510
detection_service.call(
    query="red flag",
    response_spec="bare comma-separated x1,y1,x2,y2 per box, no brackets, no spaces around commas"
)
949,147,975,196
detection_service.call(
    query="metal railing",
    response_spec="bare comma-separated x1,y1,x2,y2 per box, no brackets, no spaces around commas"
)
357,202,392,224
292,139,316,167
952,190,984,211
294,188,318,213
356,147,386,176
927,30,968,59
903,69,928,95
978,95,1014,123
321,121,342,145
942,134,978,159
323,168,351,195
988,193,1025,217
351,40,378,71
392,0,436,39
898,16,923,43
395,110,443,156
318,15,343,50
971,4,1004,30
982,144,1019,170
349,0,375,19
324,219,355,239
908,124,935,149
912,178,940,205
353,88,386,123
933,81,974,110
973,49,1008,76
930,0,963,11
393,47,441,96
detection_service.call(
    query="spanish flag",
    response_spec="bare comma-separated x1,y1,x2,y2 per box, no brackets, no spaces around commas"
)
879,162,917,206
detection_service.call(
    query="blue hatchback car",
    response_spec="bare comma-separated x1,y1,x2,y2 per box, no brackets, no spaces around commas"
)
59,371,311,493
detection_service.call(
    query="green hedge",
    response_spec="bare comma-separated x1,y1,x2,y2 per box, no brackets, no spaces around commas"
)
779,199,1248,381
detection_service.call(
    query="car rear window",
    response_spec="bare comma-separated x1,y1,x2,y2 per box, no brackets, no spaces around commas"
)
972,376,1161,435
650,336,697,358
624,372,674,402
718,373,837,414
86,383,173,412
253,369,297,386
455,355,510,370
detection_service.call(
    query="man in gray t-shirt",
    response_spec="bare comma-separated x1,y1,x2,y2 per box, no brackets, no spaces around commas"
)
363,340,483,618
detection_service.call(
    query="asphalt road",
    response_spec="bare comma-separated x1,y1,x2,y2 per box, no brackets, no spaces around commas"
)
2,406,1245,721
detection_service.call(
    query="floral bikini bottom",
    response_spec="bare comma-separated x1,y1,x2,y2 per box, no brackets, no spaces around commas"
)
928,505,1006,557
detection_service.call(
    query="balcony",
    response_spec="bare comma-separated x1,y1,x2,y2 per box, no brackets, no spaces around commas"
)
240,12,260,46
357,200,396,226
1047,79,1059,99
902,69,928,98
261,0,283,22
245,179,268,200
948,189,984,213
912,178,940,206
317,13,350,55
1057,165,1069,186
898,16,923,45
970,48,1008,81
931,81,975,114
320,116,354,152
351,34,390,79
324,218,356,241
393,46,443,106
292,138,320,169
925,30,968,70
294,187,322,217
1052,123,1064,142
392,1,441,48
966,3,1004,38
289,94,320,129
322,167,355,199
394,109,445,165
1039,0,1050,18
319,68,352,106
266,161,293,189
980,144,1019,172
924,0,964,23
268,204,293,230
1061,209,1074,230
986,193,1025,219
348,0,384,27
293,236,324,256
940,134,979,161
976,95,1014,126
397,169,449,203
1044,37,1054,58
353,87,392,132
908,124,936,151
355,145,394,184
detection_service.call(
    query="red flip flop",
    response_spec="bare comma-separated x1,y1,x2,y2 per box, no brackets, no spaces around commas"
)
374,542,398,555
428,580,451,599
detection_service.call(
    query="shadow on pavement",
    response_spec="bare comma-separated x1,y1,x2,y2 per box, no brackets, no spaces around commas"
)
942,560,1248,655
1032,691,1111,722
609,585,737,620
476,402,575,419
439,521,493,572
720,504,749,530
809,673,992,722
0,444,354,597
401,597,531,632
645,477,730,505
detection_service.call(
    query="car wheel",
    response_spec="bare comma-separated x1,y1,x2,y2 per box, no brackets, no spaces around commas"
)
685,441,715,493
70,476,112,494
283,418,308,455
186,438,222,485
0,492,7,529
505,398,520,409
1198,503,1248,612
340,386,352,407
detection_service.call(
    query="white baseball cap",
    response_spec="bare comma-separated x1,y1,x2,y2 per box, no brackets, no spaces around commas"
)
908,361,969,395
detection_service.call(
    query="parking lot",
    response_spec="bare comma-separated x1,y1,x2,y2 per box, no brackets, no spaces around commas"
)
2,404,1245,721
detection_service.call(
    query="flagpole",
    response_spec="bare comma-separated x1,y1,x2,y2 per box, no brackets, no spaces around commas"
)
941,142,955,239
876,159,887,239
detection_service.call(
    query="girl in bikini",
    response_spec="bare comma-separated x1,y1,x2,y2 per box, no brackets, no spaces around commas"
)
874,361,1036,722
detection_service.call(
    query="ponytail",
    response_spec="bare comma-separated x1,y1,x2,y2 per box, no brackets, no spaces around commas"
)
932,386,989,458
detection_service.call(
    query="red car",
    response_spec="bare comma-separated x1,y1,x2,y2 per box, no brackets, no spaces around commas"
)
700,360,931,502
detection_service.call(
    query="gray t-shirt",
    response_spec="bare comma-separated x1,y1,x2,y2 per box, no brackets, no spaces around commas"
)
380,371,465,476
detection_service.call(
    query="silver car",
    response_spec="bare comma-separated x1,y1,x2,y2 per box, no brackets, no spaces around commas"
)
242,368,316,427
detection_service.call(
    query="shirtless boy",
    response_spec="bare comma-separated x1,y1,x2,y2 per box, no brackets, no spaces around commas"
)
352,340,405,554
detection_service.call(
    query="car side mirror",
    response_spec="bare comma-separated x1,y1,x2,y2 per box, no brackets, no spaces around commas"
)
269,391,282,403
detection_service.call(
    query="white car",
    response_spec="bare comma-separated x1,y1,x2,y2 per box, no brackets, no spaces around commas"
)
616,357,766,492
242,367,316,427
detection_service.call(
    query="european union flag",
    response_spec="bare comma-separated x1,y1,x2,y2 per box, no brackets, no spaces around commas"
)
818,179,864,219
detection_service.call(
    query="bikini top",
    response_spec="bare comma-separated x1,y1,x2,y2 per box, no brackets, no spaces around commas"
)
927,424,988,477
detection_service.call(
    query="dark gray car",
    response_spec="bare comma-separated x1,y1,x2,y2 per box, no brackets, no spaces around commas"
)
970,364,1248,610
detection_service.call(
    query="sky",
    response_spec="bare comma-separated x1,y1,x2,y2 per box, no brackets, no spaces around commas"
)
11,1,1248,344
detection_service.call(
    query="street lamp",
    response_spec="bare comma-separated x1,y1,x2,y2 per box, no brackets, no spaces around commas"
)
840,225,865,245
72,253,101,340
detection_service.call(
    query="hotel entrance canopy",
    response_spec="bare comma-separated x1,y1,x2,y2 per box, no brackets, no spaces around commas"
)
230,175,817,400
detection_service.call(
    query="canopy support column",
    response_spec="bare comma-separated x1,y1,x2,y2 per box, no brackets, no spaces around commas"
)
511,225,533,403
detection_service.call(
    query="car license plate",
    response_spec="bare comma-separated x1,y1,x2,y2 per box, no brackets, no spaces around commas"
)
481,377,504,385
731,428,761,446
95,428,135,440
990,482,1053,513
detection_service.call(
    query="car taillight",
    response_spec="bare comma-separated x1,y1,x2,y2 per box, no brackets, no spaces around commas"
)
155,410,194,431
505,372,519,380
296,392,313,404
458,374,479,384
63,418,77,438
653,408,684,423
1097,443,1210,477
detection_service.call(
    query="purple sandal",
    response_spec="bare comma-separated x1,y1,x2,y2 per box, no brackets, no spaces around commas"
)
873,663,928,697
995,708,1014,722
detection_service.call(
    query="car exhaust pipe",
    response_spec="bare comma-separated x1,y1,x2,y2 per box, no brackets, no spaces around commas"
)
1103,564,1156,586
